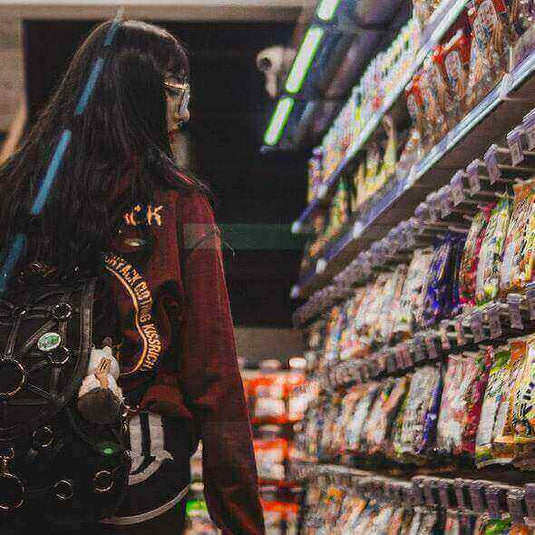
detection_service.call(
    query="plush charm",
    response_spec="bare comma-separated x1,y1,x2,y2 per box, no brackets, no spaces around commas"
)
78,339,123,424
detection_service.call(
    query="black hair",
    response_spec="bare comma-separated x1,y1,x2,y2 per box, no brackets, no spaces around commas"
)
0,19,206,276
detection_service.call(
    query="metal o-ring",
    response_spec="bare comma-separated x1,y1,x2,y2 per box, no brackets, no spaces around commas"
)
32,427,54,450
48,347,70,366
0,359,26,398
94,470,114,493
51,302,72,321
54,479,75,501
0,473,25,512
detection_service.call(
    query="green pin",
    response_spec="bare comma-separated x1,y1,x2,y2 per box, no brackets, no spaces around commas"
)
37,332,62,352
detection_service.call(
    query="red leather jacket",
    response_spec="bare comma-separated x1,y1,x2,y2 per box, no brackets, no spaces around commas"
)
97,183,265,534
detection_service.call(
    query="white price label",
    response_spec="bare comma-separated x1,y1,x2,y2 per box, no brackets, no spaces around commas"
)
487,304,502,339
440,193,453,218
413,340,426,362
470,310,484,343
524,115,535,150
507,294,524,330
455,319,467,346
507,129,525,166
467,160,481,195
425,335,439,360
451,172,466,206
526,283,535,320
484,146,501,184
440,320,451,350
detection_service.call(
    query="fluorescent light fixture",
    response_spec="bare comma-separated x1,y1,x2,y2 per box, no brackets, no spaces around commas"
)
264,97,295,146
285,26,324,94
317,0,341,21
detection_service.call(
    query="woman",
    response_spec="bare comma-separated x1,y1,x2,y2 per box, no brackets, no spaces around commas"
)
0,20,265,534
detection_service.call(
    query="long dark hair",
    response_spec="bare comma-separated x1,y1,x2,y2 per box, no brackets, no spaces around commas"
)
0,20,204,277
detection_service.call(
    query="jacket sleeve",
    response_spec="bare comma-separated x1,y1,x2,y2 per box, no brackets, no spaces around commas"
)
177,192,265,535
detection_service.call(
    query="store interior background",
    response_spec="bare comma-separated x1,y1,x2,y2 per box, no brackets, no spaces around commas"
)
0,0,314,367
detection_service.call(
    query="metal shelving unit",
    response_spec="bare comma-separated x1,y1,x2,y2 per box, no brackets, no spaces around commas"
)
292,0,471,232
292,50,535,300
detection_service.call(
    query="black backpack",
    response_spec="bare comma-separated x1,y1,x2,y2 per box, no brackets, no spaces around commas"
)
0,276,130,529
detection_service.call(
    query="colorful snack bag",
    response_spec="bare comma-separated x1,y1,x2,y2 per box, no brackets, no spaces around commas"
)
475,344,516,467
476,195,512,305
368,375,411,456
323,304,346,363
441,27,472,118
346,383,379,453
405,75,427,145
467,0,511,106
459,205,492,308
462,348,492,455
399,365,443,459
496,338,529,445
396,248,435,337
500,181,535,295
436,352,480,455
421,233,465,327
419,58,449,142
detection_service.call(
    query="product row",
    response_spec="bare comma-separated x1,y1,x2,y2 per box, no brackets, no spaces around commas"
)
298,336,535,469
310,0,534,199
302,2,535,267
300,470,533,534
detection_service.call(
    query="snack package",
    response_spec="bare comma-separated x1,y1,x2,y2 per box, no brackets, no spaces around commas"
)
475,344,516,467
462,348,492,455
254,438,288,481
399,365,443,459
436,352,480,455
405,75,428,145
467,0,510,107
496,338,529,445
375,264,408,346
420,233,465,327
396,248,435,337
500,181,535,295
367,376,411,455
441,27,472,119
413,0,442,25
419,59,449,143
476,196,512,304
323,305,346,363
459,205,492,307
346,383,380,453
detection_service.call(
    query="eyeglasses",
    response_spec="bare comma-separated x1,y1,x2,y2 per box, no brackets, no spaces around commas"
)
164,80,190,116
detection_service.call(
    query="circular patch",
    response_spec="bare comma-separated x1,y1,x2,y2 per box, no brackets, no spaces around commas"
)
48,347,70,366
0,359,25,397
37,332,62,352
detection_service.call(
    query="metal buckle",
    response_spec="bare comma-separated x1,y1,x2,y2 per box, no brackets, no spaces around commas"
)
51,302,72,321
0,446,25,512
0,358,26,398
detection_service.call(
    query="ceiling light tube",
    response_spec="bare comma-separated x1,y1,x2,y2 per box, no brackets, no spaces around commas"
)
285,26,324,94
316,0,341,21
264,97,295,146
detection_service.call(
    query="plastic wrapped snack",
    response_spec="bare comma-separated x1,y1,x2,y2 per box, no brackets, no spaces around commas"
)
366,376,411,455
399,365,443,459
441,27,472,119
396,248,434,338
436,352,480,456
459,205,492,308
475,344,516,467
466,0,510,107
323,305,346,363
420,233,465,327
462,347,492,455
476,196,512,304
500,181,535,295
346,383,380,453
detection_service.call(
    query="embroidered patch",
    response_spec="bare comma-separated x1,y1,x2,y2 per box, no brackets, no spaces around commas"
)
124,205,164,227
102,253,162,374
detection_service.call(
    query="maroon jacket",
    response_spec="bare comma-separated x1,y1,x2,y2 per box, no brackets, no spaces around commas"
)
98,183,265,534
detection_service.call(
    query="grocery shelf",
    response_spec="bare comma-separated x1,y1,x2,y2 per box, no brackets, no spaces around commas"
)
292,0,471,233
293,50,535,299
